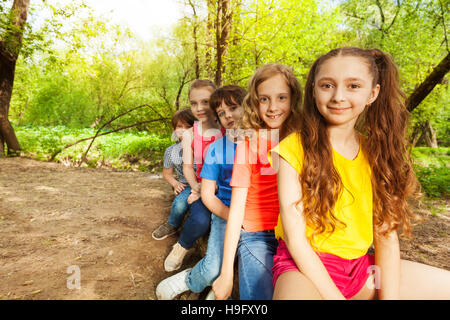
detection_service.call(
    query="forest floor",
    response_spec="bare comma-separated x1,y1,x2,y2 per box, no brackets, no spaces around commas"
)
0,157,449,300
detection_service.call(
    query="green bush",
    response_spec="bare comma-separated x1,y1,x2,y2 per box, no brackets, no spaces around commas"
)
411,147,449,198
414,165,450,198
14,125,172,171
21,74,97,128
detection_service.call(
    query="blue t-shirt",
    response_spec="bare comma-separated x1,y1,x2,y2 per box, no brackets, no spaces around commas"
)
200,136,237,207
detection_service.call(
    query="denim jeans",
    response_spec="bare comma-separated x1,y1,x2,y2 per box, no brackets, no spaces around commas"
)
167,187,191,228
178,198,211,250
186,214,227,293
237,229,278,300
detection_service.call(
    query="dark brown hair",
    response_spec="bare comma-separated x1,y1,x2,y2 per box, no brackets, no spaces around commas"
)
209,85,247,116
171,108,196,129
299,47,420,242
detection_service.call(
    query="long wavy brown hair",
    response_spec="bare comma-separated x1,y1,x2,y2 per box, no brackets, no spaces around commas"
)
240,63,303,140
299,47,421,242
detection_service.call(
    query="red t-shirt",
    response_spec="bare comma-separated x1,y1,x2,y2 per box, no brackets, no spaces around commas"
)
191,121,225,182
230,135,279,232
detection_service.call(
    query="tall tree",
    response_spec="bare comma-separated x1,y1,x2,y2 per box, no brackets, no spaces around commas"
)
187,0,201,79
213,0,233,86
0,0,29,156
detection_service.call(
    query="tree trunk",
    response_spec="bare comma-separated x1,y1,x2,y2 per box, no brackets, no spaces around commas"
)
214,0,232,86
205,0,215,80
0,0,30,156
188,0,200,79
410,120,438,148
406,52,450,112
423,120,438,148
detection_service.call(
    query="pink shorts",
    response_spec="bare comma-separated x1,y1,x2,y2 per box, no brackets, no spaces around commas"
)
272,239,375,299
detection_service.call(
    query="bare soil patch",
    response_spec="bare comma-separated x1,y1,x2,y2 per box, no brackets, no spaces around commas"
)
0,157,202,300
0,157,448,300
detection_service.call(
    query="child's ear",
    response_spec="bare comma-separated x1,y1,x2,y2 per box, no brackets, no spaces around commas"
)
368,84,381,105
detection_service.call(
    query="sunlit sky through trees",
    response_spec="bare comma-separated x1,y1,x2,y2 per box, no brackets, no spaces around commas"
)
51,0,184,41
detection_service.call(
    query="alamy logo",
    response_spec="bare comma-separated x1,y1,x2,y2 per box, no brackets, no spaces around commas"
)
67,265,81,290
178,122,281,175
366,265,381,290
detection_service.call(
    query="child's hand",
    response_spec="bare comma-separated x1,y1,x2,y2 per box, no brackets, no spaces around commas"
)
173,182,187,195
187,190,200,204
212,273,233,300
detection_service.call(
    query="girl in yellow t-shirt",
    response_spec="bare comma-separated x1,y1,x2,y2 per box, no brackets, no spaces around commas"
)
271,47,450,300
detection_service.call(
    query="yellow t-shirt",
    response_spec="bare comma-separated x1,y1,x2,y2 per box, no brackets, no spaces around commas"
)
269,132,373,260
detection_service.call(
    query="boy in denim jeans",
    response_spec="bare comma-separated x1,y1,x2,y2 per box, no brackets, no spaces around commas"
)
156,85,247,299
152,109,196,240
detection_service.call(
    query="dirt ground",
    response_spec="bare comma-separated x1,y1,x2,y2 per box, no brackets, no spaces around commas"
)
0,157,449,300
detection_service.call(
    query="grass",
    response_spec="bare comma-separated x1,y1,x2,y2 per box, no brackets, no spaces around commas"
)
411,147,450,198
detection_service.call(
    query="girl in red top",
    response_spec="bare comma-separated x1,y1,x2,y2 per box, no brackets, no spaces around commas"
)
212,64,302,300
163,79,225,272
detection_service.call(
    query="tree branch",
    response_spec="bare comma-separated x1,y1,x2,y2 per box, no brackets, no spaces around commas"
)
406,52,450,112
50,104,169,161
50,117,168,161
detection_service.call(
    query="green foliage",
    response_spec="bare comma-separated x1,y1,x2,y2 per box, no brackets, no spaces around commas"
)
340,0,449,144
20,71,96,128
4,0,450,174
411,147,450,198
411,147,450,167
225,0,347,85
414,165,450,198
14,125,173,171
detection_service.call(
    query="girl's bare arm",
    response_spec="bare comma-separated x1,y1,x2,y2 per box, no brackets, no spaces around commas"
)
181,128,200,193
374,229,400,300
277,155,345,300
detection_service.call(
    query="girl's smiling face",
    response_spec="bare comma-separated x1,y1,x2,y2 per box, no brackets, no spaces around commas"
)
189,87,215,122
257,74,291,130
314,55,380,128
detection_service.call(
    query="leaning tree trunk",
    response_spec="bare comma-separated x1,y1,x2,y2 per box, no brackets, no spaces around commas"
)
406,52,450,112
0,0,30,157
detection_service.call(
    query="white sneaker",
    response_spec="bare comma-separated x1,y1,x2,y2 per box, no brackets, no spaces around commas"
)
164,242,189,272
205,289,215,300
156,268,192,300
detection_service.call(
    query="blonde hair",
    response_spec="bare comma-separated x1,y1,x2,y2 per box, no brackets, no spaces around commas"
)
240,63,302,139
188,79,216,98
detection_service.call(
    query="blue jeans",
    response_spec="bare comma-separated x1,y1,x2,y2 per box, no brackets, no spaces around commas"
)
167,187,191,228
186,214,227,292
178,198,211,250
237,229,278,300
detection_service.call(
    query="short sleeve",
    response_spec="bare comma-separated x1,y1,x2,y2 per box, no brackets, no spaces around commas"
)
200,141,219,181
268,132,304,174
163,145,174,169
230,139,252,188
